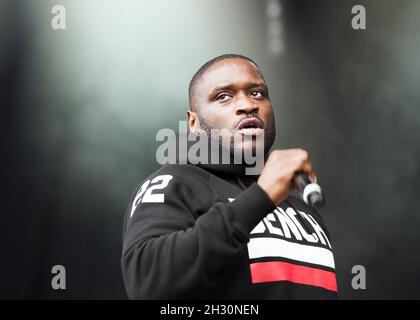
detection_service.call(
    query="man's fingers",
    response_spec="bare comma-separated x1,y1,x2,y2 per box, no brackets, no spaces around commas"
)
300,160,317,184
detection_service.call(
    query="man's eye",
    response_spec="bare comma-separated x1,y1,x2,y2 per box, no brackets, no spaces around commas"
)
215,93,231,101
250,90,264,98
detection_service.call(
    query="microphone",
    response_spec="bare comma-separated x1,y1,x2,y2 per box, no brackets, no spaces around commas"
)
292,172,325,209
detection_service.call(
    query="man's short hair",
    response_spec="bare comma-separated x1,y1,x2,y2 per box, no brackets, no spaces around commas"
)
188,54,263,111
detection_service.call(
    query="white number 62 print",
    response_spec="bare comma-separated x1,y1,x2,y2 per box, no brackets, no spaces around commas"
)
130,175,173,218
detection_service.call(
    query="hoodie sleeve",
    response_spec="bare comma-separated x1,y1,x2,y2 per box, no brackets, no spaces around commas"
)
121,165,275,299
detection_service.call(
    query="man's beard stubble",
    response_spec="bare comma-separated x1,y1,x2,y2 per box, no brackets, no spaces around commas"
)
197,113,276,161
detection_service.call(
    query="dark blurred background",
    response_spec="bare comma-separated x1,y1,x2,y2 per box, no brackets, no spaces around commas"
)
1,0,419,299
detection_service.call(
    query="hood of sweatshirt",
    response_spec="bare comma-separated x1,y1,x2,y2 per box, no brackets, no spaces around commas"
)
163,131,263,186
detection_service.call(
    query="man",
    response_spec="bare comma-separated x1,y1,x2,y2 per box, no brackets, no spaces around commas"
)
121,54,337,299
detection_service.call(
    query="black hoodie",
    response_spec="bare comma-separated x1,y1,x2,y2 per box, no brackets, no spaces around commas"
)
121,139,338,300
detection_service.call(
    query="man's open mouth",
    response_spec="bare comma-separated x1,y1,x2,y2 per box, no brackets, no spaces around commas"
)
237,118,264,136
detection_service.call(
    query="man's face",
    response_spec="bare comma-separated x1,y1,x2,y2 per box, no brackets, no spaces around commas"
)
188,58,276,158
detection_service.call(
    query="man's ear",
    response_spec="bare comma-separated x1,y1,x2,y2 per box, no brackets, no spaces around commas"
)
187,110,200,133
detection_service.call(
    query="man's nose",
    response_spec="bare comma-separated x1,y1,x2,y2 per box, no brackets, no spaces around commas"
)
234,95,259,115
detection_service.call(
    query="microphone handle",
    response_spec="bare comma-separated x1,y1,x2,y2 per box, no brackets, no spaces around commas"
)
292,172,325,209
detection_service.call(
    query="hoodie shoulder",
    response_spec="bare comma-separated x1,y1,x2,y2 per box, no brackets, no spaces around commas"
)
122,164,214,237
144,164,212,183
128,164,213,208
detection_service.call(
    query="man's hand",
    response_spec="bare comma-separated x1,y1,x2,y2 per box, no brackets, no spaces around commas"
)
257,149,317,205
